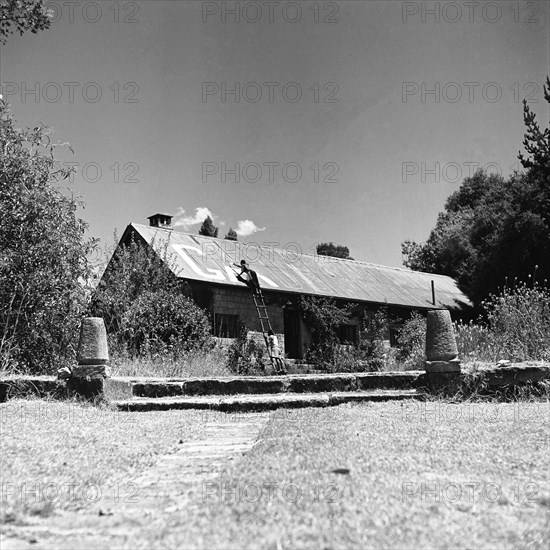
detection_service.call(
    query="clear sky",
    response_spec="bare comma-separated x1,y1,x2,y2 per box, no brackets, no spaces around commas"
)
1,0,548,267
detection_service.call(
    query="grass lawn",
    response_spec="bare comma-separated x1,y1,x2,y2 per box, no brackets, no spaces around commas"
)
1,399,549,549
0,398,219,521
168,401,550,549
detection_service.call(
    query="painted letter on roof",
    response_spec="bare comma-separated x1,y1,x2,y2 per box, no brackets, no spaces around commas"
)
171,244,226,281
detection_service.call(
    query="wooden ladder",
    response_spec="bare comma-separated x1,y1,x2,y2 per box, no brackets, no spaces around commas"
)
252,291,275,365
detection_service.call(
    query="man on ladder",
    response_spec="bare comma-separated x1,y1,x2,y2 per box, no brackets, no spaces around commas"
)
233,260,261,296
232,260,286,374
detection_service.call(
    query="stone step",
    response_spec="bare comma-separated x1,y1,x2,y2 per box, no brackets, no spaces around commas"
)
0,372,425,403
113,389,421,412
123,371,424,399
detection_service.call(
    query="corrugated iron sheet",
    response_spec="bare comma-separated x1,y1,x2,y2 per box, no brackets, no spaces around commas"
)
130,224,471,310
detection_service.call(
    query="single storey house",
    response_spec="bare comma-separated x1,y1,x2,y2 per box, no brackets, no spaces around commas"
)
109,214,471,359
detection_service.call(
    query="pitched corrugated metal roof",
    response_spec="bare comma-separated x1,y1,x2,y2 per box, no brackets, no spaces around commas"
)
128,224,471,310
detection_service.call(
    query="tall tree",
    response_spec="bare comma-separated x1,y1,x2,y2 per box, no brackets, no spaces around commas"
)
402,76,550,306
518,76,550,181
225,227,238,241
0,0,94,372
199,215,219,238
0,0,52,44
0,101,96,372
316,242,353,260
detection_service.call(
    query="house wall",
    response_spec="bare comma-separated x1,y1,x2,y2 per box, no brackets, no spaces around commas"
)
188,281,433,361
210,286,286,355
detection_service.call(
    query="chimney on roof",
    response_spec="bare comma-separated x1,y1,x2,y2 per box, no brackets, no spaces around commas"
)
148,213,173,230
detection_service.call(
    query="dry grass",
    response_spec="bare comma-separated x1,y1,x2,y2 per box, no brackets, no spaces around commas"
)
0,398,224,526
455,321,499,363
164,401,550,549
3,400,548,549
110,345,231,378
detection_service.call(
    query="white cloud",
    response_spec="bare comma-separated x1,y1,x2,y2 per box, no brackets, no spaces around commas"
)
173,206,215,229
172,209,264,238
235,219,266,237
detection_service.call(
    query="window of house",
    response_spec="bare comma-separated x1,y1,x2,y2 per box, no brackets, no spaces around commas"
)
213,313,240,338
338,324,358,345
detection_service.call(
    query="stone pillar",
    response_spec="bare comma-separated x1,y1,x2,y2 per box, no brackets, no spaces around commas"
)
72,317,111,378
425,309,461,394
60,317,133,401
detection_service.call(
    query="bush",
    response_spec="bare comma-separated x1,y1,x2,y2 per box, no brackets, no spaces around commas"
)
90,235,214,361
299,296,353,368
483,282,550,361
395,311,426,370
356,307,390,367
121,289,212,358
226,323,269,375
324,308,396,373
454,282,550,363
330,347,387,373
90,235,183,336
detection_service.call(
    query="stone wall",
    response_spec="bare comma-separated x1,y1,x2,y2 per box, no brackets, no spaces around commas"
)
211,287,285,354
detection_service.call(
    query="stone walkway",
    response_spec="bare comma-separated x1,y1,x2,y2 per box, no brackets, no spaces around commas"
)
1,412,271,549
116,412,270,515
